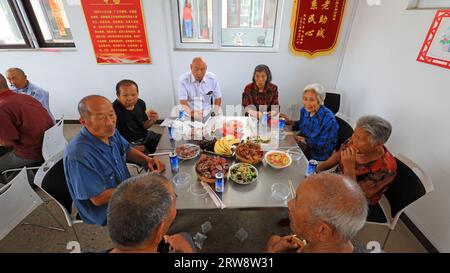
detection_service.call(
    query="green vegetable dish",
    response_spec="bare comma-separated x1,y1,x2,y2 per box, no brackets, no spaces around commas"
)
229,163,258,184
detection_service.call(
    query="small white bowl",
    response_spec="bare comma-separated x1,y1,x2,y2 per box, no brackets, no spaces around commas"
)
264,150,292,169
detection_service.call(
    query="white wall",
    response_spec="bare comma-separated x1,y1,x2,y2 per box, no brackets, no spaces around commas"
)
337,0,450,252
1,0,357,119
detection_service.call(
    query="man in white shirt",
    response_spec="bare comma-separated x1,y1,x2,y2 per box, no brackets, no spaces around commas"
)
178,57,222,119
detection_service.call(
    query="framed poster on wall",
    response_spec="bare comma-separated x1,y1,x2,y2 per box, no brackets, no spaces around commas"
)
81,0,151,64
417,10,450,70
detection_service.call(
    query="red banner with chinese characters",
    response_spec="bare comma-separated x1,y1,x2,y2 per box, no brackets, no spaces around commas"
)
290,0,346,58
81,0,150,64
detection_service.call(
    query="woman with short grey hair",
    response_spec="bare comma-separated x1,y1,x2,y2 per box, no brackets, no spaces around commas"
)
281,83,338,161
316,115,397,205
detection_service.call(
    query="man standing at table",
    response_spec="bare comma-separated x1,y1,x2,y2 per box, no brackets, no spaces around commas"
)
178,57,222,119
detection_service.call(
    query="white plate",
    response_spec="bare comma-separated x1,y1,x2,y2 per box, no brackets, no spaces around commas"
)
176,144,201,160
264,150,292,169
228,163,258,185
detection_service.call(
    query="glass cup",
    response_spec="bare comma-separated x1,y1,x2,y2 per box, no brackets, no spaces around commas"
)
190,182,208,198
287,147,304,161
173,172,192,189
271,183,291,202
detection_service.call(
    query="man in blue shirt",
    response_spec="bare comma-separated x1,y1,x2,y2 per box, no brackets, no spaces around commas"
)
64,95,165,226
6,67,55,123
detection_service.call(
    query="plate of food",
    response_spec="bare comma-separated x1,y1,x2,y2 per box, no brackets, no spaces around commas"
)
195,154,229,183
245,135,271,144
228,163,258,185
176,143,201,160
235,142,264,164
264,150,292,169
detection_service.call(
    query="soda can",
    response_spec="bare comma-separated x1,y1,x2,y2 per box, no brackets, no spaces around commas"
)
279,118,285,131
214,172,224,193
169,151,179,174
178,109,186,121
305,159,318,177
168,126,174,140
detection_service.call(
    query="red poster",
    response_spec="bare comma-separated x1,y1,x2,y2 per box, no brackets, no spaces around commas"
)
417,10,450,70
81,0,150,64
290,0,346,58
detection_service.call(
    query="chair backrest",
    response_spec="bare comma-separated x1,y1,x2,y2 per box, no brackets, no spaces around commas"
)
324,92,341,114
335,116,353,150
42,118,68,161
34,151,75,227
0,168,43,240
384,154,433,219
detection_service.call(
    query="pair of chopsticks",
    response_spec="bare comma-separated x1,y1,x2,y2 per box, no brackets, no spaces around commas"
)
288,180,296,199
147,152,171,157
200,182,226,209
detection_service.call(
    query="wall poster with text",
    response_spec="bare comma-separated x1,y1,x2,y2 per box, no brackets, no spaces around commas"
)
290,0,346,58
81,0,151,64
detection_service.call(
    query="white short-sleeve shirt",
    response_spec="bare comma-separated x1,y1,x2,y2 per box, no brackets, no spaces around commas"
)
178,71,221,112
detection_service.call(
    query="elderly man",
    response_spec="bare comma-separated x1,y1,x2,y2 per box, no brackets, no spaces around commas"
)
6,67,55,123
316,115,397,205
107,173,194,253
64,95,165,226
265,173,368,253
113,79,161,154
178,57,222,119
0,73,53,185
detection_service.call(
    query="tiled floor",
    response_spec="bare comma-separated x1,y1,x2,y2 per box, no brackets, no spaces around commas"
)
0,124,428,253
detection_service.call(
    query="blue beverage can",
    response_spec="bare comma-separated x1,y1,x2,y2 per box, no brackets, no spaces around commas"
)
179,109,186,121
214,172,224,193
279,118,285,131
305,159,318,177
168,126,174,140
169,151,179,174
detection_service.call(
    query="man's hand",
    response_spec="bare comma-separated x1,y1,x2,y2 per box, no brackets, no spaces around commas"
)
164,234,195,253
295,135,305,143
146,109,159,121
191,110,203,121
146,157,165,174
265,235,299,253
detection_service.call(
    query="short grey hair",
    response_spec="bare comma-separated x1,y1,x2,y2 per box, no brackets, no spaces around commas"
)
77,94,110,118
107,173,172,248
6,67,26,76
306,174,368,241
303,83,326,105
356,115,392,144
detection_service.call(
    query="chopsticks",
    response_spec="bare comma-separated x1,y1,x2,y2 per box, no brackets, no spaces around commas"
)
201,182,226,209
288,180,296,199
147,152,171,157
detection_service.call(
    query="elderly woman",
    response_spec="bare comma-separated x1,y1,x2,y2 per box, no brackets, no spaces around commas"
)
242,64,279,118
316,115,397,205
282,84,338,161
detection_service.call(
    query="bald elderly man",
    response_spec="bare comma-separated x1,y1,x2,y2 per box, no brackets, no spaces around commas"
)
178,57,222,119
265,173,368,253
6,67,55,123
64,95,165,226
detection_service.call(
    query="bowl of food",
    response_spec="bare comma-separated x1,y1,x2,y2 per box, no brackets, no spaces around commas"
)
195,154,229,183
264,150,292,169
228,163,258,185
176,143,200,160
235,142,264,164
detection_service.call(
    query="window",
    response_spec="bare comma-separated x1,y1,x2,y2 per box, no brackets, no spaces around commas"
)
0,0,74,49
407,0,450,9
172,0,282,50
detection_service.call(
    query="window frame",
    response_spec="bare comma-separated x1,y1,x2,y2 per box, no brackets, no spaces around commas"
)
0,0,75,50
0,0,32,49
171,0,284,52
21,0,75,48
407,0,450,10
